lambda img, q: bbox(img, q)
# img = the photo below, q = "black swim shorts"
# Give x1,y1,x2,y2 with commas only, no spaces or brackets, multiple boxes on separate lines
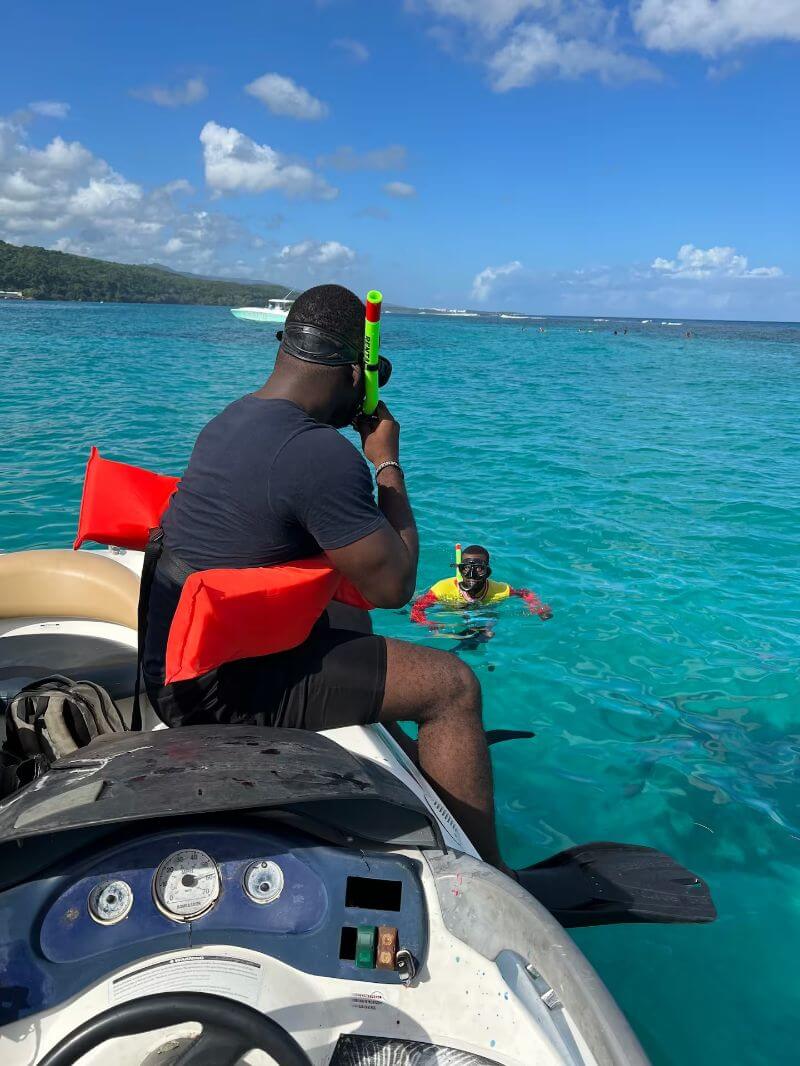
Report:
145,602,387,732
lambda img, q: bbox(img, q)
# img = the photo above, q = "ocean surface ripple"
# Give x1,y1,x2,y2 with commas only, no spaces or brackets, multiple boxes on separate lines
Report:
2,302,799,1065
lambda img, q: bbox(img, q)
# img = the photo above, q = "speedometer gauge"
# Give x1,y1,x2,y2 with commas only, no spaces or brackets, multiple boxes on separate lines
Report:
153,848,220,921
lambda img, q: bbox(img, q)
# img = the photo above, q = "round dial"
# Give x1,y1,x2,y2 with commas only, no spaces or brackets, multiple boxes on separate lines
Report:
88,879,133,925
243,859,284,904
153,849,220,921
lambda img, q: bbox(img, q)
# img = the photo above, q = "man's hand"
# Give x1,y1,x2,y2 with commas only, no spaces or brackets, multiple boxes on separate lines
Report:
512,588,553,620
354,401,400,468
328,400,417,610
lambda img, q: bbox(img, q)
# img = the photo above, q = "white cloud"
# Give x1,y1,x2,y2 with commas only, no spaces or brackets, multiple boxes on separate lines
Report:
157,178,195,197
318,144,407,171
68,175,143,218
130,77,208,107
706,58,744,80
632,0,800,56
200,121,337,200
0,114,262,273
244,73,329,120
471,259,522,300
274,239,358,281
413,1,546,35
279,239,356,266
652,243,782,279
412,0,663,88
28,100,70,118
462,245,792,319
489,24,661,89
383,180,416,198
331,37,370,61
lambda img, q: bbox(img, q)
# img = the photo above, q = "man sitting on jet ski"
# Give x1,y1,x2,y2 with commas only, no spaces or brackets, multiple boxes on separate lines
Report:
142,284,520,878
140,284,717,918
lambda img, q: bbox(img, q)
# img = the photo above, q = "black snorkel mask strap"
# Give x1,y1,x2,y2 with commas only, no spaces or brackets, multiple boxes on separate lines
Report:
275,322,361,366
276,322,393,387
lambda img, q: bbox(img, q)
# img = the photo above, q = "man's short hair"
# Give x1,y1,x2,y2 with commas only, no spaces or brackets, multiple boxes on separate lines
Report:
286,285,364,350
463,545,490,560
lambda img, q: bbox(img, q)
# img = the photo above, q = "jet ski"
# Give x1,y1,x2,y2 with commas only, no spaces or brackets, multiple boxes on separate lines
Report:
0,545,715,1065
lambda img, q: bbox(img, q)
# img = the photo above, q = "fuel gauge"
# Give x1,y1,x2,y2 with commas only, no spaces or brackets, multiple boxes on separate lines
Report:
88,880,133,925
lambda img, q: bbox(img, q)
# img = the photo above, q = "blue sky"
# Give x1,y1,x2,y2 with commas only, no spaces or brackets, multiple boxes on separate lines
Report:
2,0,799,318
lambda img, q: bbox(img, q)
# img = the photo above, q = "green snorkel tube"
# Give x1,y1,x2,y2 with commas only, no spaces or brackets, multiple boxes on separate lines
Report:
363,290,383,416
454,543,462,584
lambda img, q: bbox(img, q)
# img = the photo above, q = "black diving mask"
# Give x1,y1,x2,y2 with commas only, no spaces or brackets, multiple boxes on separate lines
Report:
276,322,392,387
456,561,491,580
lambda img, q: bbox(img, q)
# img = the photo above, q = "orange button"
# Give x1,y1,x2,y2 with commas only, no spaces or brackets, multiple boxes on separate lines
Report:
376,926,398,970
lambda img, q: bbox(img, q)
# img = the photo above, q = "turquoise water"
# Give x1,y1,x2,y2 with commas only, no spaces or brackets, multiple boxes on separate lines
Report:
2,301,800,1064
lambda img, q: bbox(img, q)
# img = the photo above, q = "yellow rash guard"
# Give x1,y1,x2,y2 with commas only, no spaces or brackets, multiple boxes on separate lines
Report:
410,578,551,627
429,577,511,606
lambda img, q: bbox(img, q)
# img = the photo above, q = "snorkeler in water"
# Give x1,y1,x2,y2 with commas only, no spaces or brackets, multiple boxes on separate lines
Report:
411,544,552,633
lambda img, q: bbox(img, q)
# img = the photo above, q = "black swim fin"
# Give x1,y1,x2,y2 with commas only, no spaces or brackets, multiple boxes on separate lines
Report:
485,729,536,746
517,841,716,928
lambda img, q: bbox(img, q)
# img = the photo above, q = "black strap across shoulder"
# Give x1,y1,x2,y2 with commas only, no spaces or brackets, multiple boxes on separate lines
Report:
132,528,164,731
132,529,198,730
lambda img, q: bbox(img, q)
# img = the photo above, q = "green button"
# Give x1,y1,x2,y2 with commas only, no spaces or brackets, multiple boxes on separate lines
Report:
355,925,377,968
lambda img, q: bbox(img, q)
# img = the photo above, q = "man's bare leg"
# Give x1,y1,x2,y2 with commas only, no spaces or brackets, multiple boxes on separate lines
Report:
383,721,419,765
378,637,506,870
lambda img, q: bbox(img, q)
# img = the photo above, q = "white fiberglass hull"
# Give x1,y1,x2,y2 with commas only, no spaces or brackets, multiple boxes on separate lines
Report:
231,306,289,324
0,546,650,1066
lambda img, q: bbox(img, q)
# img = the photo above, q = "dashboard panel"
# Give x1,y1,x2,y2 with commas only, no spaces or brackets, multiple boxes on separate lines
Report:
0,823,427,1026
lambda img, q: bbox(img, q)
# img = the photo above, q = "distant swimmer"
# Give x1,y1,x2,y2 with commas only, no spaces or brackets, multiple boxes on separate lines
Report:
411,544,552,632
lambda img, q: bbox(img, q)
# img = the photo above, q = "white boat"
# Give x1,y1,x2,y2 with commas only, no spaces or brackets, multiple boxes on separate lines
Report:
500,314,528,320
0,544,715,1065
231,293,296,324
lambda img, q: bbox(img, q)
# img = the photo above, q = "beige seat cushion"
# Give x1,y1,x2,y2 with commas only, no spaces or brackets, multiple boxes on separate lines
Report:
0,550,139,630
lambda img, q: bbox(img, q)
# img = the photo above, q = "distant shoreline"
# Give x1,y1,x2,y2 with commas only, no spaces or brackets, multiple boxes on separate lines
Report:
0,238,288,307
2,243,798,325
3,299,798,328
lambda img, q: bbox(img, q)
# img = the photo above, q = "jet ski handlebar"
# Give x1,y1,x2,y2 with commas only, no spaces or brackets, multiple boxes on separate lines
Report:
37,992,312,1066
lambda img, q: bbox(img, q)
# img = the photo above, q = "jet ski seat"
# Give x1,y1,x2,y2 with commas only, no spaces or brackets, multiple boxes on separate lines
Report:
0,549,139,630
0,633,139,705
0,550,155,728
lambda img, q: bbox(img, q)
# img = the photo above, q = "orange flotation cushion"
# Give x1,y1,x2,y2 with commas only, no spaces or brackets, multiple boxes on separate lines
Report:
164,559,342,683
73,448,372,680
74,447,179,551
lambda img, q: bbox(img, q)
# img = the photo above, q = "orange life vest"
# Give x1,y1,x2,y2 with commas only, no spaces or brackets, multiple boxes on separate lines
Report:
74,448,372,683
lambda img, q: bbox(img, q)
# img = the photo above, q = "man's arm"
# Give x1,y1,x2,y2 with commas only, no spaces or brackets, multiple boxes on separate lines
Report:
510,587,553,620
410,589,439,628
325,403,419,609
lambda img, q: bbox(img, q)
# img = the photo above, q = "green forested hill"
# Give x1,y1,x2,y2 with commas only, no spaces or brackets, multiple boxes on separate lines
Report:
0,240,289,305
